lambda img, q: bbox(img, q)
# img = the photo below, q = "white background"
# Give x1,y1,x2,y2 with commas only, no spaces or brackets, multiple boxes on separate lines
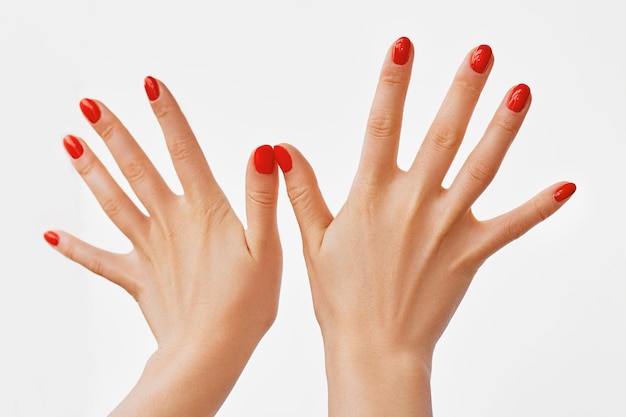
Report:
1,0,624,415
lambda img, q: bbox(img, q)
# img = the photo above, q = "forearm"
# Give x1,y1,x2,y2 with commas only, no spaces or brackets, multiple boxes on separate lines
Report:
324,338,434,417
109,337,257,417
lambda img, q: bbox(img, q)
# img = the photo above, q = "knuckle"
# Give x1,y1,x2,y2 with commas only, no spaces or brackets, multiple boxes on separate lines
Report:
452,75,481,97
428,123,458,152
367,110,398,140
465,157,496,184
194,196,231,226
167,136,193,162
287,185,311,211
124,160,147,184
493,115,520,135
379,70,407,89
86,255,104,277
287,185,322,227
246,189,276,208
532,198,551,222
98,122,117,144
76,156,97,177
210,203,233,225
152,100,177,120
101,197,124,220
503,219,525,242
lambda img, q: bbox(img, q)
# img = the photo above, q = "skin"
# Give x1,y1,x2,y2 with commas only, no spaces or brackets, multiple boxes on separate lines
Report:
47,80,282,416
45,37,574,416
276,38,574,416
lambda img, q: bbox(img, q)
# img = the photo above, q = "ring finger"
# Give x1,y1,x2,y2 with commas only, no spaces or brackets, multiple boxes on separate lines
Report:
79,98,173,215
446,83,531,211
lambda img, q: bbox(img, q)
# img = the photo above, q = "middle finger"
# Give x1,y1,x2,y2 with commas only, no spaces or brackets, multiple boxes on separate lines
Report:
409,44,493,189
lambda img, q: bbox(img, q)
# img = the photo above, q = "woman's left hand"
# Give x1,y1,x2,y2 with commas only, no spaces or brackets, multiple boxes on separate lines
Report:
45,77,282,416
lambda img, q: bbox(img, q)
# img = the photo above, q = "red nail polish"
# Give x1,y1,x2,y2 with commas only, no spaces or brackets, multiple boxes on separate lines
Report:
44,231,59,246
254,145,275,174
470,44,492,73
392,37,411,65
63,135,84,159
274,145,292,173
80,98,101,123
554,182,576,202
144,76,160,101
507,84,530,113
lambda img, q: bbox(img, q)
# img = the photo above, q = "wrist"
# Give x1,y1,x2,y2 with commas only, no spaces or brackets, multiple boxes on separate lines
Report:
323,336,434,417
109,331,261,417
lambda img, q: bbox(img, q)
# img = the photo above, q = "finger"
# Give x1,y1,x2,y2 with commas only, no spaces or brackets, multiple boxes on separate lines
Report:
79,97,173,214
410,44,494,188
357,36,414,184
62,135,149,242
274,144,333,251
43,229,139,298
244,145,280,253
144,76,222,201
478,181,577,256
446,83,532,211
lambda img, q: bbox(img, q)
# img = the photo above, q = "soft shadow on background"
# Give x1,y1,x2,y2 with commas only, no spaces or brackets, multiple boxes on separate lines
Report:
1,0,623,415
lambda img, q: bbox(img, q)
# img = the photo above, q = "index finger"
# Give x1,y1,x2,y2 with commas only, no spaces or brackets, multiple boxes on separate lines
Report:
356,36,414,186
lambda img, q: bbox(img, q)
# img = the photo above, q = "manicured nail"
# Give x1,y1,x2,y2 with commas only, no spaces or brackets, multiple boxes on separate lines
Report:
144,76,160,101
63,135,84,159
254,145,275,174
80,98,101,123
274,145,292,173
507,84,530,113
392,37,411,65
44,231,59,246
470,44,492,73
554,182,576,202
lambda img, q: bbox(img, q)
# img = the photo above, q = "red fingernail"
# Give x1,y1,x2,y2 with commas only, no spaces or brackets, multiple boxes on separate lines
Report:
274,145,292,173
80,98,101,123
470,44,492,73
392,37,411,65
254,145,275,174
507,84,530,113
144,76,160,101
554,182,576,202
44,231,59,246
63,135,84,159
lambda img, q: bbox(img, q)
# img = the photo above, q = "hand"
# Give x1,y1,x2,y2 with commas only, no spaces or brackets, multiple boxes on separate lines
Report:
44,77,282,416
276,37,576,416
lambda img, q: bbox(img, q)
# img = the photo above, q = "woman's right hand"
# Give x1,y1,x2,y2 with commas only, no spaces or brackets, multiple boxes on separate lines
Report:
275,37,575,416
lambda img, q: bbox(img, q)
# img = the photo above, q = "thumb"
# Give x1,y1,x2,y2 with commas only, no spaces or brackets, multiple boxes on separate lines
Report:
244,145,280,252
274,144,333,250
